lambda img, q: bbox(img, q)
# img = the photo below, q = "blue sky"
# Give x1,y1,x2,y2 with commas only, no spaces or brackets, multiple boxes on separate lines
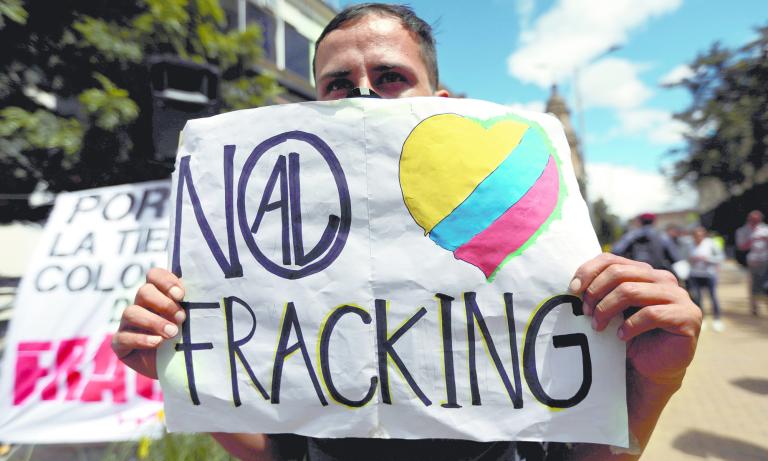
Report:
339,0,768,219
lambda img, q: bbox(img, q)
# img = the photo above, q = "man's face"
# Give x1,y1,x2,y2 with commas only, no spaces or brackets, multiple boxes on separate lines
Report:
314,14,448,101
748,211,764,227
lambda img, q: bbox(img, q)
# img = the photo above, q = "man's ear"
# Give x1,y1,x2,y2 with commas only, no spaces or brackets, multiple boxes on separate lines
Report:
433,88,450,97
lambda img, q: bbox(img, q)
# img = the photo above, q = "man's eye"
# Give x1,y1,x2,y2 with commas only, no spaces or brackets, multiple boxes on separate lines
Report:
326,79,353,93
376,72,406,85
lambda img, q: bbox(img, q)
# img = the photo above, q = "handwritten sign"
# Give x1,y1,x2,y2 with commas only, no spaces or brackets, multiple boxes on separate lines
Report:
159,98,628,446
0,181,166,443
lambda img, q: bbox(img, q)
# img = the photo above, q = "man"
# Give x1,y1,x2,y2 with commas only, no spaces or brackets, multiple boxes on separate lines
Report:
736,210,768,315
112,4,701,460
612,213,682,274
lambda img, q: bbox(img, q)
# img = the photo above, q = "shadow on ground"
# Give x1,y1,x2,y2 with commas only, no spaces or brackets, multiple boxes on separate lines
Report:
720,310,768,338
731,377,768,395
672,429,768,461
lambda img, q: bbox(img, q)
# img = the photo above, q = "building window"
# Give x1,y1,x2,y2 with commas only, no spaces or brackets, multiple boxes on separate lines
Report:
285,22,310,79
246,3,276,62
220,0,239,31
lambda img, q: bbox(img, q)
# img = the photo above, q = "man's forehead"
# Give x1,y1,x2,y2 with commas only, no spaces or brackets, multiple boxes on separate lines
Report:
315,15,425,74
331,13,406,37
317,15,420,58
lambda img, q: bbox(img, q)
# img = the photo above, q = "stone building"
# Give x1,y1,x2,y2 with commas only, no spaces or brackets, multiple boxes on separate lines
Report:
545,84,586,196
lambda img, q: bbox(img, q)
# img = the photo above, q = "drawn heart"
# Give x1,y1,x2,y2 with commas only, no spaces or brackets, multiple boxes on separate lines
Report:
399,114,565,280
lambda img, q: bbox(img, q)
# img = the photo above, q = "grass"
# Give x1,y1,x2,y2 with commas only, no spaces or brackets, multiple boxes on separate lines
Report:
101,433,235,461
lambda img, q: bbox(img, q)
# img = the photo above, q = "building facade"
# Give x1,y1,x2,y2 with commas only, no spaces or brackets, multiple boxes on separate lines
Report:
545,84,587,197
222,0,336,103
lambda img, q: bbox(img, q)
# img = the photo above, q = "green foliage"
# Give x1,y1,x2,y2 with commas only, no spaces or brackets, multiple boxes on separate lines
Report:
79,74,140,130
0,0,279,220
72,16,144,63
0,107,83,155
670,24,768,189
102,433,234,461
223,74,282,110
0,0,26,28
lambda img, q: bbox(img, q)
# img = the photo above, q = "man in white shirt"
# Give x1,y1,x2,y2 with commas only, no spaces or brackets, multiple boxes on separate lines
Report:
736,210,768,315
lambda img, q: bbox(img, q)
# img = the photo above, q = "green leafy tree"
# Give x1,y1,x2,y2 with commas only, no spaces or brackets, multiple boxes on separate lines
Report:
670,25,768,190
0,0,279,221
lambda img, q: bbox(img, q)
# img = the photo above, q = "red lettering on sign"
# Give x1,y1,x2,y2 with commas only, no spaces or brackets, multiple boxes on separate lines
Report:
136,372,163,402
14,341,52,405
41,337,87,401
80,335,126,403
12,334,163,405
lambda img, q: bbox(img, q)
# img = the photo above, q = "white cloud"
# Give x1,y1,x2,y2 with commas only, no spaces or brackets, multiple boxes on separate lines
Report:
506,100,545,113
579,58,652,109
616,108,688,144
515,0,535,30
617,108,668,133
574,58,689,145
586,163,697,220
659,64,693,86
648,119,688,144
507,0,682,87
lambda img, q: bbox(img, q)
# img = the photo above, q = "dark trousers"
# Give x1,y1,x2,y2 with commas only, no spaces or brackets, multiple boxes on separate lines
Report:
688,275,722,319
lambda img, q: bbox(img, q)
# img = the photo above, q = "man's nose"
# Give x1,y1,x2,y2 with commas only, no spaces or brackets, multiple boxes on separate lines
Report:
354,74,375,90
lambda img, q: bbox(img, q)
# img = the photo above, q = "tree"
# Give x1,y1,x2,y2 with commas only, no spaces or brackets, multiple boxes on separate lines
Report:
590,198,622,248
0,0,279,221
670,25,768,190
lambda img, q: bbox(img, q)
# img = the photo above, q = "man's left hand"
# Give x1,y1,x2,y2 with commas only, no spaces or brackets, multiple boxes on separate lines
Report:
570,253,701,385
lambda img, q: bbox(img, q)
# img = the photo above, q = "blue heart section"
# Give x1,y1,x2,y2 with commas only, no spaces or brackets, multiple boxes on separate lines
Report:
429,126,552,251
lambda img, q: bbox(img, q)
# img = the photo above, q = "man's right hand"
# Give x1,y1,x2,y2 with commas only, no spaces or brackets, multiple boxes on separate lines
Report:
111,268,186,379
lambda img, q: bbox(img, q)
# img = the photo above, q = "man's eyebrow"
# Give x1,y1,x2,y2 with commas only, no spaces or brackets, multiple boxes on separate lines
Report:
372,64,404,72
318,70,350,81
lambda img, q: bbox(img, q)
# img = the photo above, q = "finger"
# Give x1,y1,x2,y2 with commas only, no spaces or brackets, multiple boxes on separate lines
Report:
122,304,180,339
584,265,677,314
146,267,185,302
569,253,649,296
592,282,688,331
618,303,701,341
111,330,163,358
135,283,186,324
111,336,159,379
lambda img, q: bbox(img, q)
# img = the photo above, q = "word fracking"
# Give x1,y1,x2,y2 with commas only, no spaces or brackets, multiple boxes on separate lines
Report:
173,292,592,411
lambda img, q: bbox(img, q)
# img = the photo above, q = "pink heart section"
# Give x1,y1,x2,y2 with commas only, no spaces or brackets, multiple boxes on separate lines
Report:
454,154,560,278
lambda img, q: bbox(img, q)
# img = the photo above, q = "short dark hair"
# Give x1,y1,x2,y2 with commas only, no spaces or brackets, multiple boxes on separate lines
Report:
313,3,439,89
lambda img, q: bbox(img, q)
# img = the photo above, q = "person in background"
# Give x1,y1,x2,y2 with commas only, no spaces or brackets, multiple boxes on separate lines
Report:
687,226,725,331
613,213,682,275
736,210,768,316
666,224,693,262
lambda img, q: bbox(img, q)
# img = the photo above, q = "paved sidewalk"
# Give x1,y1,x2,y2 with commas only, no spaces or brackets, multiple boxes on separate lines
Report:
643,261,768,460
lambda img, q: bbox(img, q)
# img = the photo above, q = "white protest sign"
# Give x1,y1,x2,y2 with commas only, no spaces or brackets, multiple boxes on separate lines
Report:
159,98,628,446
0,181,167,443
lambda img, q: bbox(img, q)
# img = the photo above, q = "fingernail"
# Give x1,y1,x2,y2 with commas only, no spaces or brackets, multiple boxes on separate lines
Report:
174,310,186,324
568,278,581,293
591,316,599,331
169,286,184,301
582,303,592,316
148,335,163,346
164,324,178,338
617,327,625,340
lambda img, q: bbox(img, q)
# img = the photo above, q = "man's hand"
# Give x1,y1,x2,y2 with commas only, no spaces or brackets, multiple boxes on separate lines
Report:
570,253,700,385
565,253,701,460
111,268,186,379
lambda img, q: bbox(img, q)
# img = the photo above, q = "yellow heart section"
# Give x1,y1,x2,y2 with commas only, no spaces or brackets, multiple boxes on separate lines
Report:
400,114,529,233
